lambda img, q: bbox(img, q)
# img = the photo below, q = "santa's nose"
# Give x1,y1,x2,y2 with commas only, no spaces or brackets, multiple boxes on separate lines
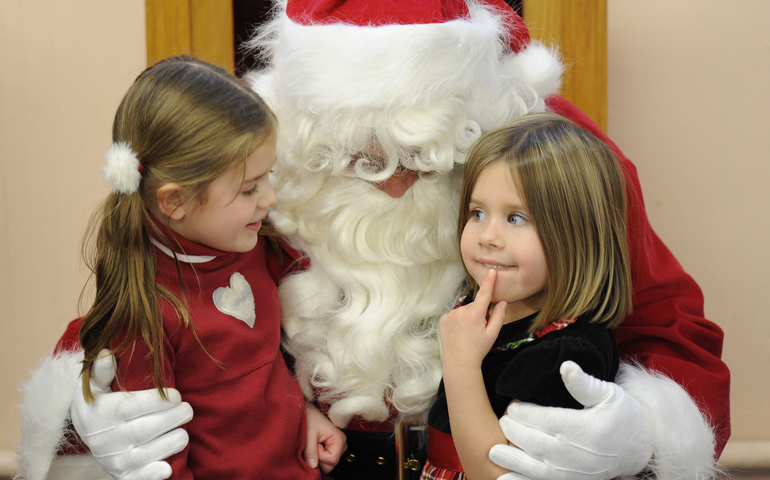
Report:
374,167,418,198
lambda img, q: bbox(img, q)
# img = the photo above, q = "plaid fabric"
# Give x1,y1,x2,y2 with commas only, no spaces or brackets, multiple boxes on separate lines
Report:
490,317,577,353
420,459,466,480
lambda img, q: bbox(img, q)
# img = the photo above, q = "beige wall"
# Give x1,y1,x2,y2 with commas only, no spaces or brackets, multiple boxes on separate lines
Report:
607,0,770,468
0,0,767,475
0,1,146,474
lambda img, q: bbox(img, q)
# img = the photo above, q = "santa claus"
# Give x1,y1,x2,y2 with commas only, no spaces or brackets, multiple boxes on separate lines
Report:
17,1,729,479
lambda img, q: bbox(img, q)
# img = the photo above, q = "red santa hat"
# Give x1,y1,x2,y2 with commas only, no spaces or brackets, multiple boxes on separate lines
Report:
256,0,563,118
285,0,531,52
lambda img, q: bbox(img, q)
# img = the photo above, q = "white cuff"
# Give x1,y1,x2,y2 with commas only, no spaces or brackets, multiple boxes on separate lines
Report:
16,351,87,480
616,362,722,480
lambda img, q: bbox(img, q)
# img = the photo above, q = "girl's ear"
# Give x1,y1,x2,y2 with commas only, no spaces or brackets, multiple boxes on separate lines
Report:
155,184,187,221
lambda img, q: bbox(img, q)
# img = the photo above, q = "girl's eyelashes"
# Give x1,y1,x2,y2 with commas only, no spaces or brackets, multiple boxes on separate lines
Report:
471,209,486,221
469,209,527,225
508,213,528,225
242,170,273,197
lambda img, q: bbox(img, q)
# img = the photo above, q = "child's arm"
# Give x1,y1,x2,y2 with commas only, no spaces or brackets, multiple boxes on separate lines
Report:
304,401,347,473
440,269,510,480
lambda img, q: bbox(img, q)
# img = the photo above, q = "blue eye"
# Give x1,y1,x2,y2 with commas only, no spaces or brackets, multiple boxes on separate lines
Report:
243,185,258,196
471,209,486,221
508,213,527,225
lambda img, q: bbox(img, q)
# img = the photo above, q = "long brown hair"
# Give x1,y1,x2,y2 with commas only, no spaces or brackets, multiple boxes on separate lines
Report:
79,56,276,401
459,113,632,332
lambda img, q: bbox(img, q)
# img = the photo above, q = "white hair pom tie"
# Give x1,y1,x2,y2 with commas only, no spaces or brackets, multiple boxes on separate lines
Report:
102,142,143,194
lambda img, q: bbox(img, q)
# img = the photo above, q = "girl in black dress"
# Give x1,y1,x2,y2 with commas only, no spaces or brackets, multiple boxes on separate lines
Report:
421,113,633,480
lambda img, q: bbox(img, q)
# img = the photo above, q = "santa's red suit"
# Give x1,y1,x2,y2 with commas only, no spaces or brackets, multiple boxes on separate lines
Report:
17,1,729,479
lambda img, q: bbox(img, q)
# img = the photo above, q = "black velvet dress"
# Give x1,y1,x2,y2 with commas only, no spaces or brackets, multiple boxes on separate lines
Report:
424,293,619,479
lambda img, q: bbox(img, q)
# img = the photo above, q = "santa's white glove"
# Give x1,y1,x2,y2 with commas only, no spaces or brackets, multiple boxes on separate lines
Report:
71,349,194,480
489,361,653,480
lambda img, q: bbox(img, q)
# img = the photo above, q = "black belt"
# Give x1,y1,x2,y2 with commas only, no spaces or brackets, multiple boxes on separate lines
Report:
328,420,427,480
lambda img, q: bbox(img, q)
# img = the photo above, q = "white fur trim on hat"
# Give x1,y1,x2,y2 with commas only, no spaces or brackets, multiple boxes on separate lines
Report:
258,2,562,113
616,362,723,480
509,40,564,103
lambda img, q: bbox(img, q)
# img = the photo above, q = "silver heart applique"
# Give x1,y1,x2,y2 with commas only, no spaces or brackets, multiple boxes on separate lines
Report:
212,272,256,328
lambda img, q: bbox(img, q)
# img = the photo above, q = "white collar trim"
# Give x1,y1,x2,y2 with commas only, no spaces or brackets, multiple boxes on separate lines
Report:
150,237,216,264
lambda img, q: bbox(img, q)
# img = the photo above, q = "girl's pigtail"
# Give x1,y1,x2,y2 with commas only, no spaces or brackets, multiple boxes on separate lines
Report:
80,145,166,402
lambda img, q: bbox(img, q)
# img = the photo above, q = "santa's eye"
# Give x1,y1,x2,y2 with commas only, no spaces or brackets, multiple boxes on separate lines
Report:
350,153,388,173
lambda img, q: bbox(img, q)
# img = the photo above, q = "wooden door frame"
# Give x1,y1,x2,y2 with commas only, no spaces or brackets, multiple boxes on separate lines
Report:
522,0,607,131
144,0,607,130
145,0,234,73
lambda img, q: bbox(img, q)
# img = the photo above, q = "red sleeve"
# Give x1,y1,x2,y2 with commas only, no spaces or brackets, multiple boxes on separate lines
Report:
54,318,83,354
50,318,89,455
51,318,196,471
546,95,730,455
264,237,310,285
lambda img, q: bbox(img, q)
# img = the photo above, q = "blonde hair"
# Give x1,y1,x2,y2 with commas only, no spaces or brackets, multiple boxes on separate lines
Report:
459,113,632,332
79,56,276,401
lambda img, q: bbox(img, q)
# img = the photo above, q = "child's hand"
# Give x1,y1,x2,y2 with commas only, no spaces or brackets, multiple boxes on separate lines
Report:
440,268,507,369
304,402,347,473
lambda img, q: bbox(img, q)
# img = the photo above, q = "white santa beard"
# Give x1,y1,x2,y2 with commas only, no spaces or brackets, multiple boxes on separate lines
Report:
273,172,465,427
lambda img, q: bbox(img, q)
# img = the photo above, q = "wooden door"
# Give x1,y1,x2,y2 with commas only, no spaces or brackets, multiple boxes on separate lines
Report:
522,0,608,131
145,0,235,73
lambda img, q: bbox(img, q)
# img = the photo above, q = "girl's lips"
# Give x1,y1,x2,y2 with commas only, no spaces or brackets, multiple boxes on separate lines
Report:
479,259,512,269
246,220,262,231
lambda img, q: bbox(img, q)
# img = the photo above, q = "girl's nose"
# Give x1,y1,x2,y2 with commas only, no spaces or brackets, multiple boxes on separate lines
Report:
479,222,502,248
259,183,279,209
